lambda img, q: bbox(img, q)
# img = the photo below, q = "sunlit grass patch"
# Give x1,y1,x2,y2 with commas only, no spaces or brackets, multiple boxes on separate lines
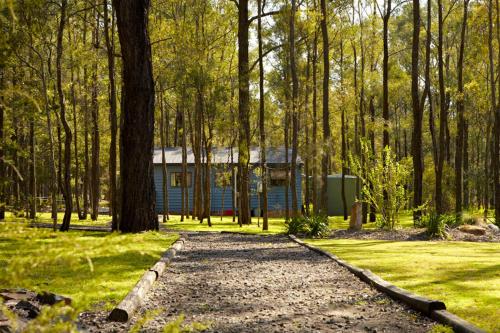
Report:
306,238,500,332
5,211,111,226
0,222,178,311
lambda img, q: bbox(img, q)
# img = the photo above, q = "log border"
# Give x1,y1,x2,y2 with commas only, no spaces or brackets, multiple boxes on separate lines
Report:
288,235,486,333
108,235,187,322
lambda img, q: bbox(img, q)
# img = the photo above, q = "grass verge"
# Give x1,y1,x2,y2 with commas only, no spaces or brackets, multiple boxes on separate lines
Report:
305,238,500,332
0,221,178,311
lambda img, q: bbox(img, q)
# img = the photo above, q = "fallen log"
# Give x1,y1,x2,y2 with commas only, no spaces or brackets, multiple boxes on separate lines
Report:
108,236,186,322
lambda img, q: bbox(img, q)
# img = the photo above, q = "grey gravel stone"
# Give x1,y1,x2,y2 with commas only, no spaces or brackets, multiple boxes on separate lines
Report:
80,233,435,332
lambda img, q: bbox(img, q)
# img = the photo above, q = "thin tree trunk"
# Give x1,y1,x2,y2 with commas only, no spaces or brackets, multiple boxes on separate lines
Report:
340,40,348,221
320,0,330,215
312,20,318,215
104,0,119,230
489,0,500,223
0,68,4,220
237,0,251,225
411,0,423,222
455,0,469,221
436,0,447,214
114,0,158,232
382,0,392,150
160,89,169,222
90,10,100,221
290,0,299,216
57,0,73,232
257,0,269,229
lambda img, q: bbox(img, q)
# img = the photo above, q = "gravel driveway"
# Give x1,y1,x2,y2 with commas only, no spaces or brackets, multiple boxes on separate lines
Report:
81,233,435,332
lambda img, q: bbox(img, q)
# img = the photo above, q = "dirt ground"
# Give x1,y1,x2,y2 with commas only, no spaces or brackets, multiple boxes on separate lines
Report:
80,233,435,332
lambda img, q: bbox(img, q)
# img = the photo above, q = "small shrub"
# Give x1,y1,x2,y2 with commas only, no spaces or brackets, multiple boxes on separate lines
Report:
285,215,330,238
285,217,308,235
306,215,330,238
422,212,452,239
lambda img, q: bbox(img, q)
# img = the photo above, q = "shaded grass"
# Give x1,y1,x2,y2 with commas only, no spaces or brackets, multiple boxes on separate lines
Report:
305,238,500,332
5,211,111,226
0,221,178,311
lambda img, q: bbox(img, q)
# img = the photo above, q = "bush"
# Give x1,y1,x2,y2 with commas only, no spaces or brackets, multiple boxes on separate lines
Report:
285,215,330,238
306,215,330,238
285,217,308,235
350,140,412,230
422,212,453,238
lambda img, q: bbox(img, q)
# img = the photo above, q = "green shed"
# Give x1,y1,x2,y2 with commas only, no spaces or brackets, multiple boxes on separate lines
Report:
326,174,359,216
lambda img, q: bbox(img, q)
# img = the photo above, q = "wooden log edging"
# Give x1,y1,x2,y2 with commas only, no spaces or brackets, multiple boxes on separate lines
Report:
108,235,187,322
287,235,486,333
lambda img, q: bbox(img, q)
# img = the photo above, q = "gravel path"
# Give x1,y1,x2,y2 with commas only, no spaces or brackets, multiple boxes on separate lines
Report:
81,233,435,332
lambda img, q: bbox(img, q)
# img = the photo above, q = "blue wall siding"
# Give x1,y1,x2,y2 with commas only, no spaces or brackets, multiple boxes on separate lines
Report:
154,165,302,214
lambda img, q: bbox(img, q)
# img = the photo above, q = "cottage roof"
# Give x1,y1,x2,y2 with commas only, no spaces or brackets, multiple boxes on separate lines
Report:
153,147,303,165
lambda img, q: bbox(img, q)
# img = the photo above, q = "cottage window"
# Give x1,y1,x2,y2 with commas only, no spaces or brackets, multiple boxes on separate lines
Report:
215,171,232,188
269,169,290,187
170,172,192,188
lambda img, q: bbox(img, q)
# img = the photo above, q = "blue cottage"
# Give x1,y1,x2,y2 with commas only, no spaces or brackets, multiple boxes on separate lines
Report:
153,147,303,215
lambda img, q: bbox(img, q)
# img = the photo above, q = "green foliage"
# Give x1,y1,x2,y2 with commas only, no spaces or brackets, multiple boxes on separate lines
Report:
422,212,451,239
285,217,308,235
307,239,500,332
285,215,330,238
428,325,455,333
350,140,413,230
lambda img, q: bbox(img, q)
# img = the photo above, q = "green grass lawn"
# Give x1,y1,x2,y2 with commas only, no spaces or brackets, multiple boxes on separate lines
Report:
5,211,112,226
0,222,178,311
162,215,287,234
162,211,416,234
305,238,500,332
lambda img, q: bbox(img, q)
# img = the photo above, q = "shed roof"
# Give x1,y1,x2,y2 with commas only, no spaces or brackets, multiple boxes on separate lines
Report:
153,147,302,165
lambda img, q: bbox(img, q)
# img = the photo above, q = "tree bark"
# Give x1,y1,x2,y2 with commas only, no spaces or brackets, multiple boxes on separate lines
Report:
290,0,299,216
90,10,100,221
455,0,469,221
257,0,269,229
411,0,423,222
114,0,158,232
159,89,169,222
237,0,251,225
435,0,447,214
104,0,119,230
320,0,330,215
57,0,73,232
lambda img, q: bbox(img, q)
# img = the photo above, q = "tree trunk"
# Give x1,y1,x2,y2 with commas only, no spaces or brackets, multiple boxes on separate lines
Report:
411,0,423,222
257,0,269,230
488,0,500,224
159,89,169,222
435,0,447,214
382,0,392,150
340,41,348,221
320,0,330,215
70,63,82,220
455,0,469,221
114,0,158,232
311,19,319,216
237,0,251,225
104,0,119,230
90,12,100,221
0,68,5,220
57,0,73,232
290,0,299,216
29,114,36,219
